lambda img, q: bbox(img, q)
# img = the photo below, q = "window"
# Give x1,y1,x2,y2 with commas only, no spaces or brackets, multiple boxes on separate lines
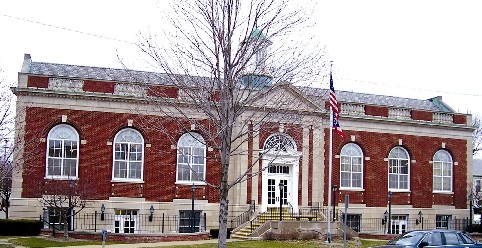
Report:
444,232,465,245
388,147,409,191
114,209,138,233
422,232,443,246
389,215,408,234
268,164,289,174
43,207,72,231
177,132,206,183
113,129,144,181
436,215,451,229
433,150,453,192
179,210,202,233
340,143,363,189
342,214,361,232
263,133,297,154
46,124,79,178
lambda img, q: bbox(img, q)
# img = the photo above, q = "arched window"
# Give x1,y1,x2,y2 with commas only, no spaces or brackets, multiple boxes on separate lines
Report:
177,132,206,183
46,124,79,178
340,143,363,189
113,128,144,181
263,133,297,154
433,150,453,192
388,147,410,190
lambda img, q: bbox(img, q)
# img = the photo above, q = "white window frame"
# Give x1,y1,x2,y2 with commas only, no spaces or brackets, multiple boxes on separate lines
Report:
176,132,206,184
112,128,144,182
340,143,363,190
433,150,453,193
388,147,410,191
45,124,79,179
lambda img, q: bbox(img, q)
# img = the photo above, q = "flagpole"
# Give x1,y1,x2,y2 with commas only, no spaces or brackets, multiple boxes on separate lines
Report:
327,61,333,246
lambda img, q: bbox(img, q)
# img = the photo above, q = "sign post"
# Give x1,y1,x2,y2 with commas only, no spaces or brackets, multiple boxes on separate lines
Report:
101,229,107,248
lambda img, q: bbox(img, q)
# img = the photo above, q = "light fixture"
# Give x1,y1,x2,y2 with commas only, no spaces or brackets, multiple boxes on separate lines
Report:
100,204,105,221
149,205,154,222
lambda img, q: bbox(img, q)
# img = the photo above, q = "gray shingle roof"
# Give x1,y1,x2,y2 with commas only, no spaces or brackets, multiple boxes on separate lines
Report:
30,62,169,84
27,61,447,112
302,87,441,112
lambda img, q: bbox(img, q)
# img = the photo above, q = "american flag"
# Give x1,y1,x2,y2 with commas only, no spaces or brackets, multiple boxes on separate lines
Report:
329,73,339,117
329,73,346,140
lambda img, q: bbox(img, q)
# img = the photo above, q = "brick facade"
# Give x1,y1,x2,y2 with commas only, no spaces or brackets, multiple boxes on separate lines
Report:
324,129,468,209
22,107,220,203
411,110,433,121
365,105,389,117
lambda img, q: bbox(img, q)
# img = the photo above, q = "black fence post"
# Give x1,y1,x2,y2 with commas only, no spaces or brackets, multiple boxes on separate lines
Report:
72,210,75,231
94,211,97,233
162,213,165,233
204,212,207,232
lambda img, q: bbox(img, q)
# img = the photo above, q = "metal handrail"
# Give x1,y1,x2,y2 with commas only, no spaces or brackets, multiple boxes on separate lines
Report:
230,200,256,229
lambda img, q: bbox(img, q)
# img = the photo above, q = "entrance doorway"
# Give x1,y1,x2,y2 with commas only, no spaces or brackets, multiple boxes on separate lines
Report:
267,164,290,208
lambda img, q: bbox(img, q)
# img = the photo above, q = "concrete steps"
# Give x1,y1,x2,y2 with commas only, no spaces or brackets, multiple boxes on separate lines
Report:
231,209,315,240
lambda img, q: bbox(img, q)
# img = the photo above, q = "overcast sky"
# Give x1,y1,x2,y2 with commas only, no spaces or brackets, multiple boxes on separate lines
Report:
1,0,481,119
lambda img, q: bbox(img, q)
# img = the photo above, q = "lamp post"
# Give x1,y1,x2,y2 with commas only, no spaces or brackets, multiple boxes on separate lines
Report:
191,184,196,233
388,191,392,234
332,185,338,221
279,182,283,221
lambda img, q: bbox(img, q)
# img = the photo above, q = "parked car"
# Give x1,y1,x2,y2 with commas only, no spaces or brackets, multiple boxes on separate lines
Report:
375,229,480,248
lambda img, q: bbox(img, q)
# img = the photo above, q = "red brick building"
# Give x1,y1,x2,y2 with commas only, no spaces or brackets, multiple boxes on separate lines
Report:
10,54,473,235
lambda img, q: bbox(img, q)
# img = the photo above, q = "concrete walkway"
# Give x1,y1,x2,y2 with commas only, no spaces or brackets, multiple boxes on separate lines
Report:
61,239,237,248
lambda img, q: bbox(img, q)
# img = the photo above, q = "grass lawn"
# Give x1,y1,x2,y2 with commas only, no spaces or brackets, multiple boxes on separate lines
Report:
6,236,103,248
148,239,387,248
0,236,388,248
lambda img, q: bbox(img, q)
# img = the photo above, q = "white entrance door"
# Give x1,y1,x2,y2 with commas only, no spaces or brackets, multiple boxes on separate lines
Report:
266,164,290,208
267,177,289,208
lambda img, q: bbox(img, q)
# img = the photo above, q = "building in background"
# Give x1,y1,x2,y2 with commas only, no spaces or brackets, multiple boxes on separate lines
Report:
9,54,473,236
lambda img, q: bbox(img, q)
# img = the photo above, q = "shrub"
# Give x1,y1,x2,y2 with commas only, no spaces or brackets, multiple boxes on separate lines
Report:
0,219,43,236
209,228,233,238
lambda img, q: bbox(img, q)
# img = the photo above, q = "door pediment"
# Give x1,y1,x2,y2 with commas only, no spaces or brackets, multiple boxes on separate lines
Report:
251,83,321,113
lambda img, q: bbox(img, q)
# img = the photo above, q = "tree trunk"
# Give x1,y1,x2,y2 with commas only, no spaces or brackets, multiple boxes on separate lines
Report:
217,186,229,248
63,209,69,239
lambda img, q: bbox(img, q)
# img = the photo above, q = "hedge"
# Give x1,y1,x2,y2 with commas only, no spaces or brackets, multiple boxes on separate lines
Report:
0,219,43,236
209,228,233,238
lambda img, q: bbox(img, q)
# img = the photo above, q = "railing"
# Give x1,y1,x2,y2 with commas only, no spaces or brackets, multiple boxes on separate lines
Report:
389,108,411,120
42,212,207,234
230,201,257,229
433,113,454,124
341,103,365,116
349,217,470,234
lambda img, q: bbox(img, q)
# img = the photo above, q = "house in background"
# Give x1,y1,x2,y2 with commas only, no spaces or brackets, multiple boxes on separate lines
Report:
8,53,473,236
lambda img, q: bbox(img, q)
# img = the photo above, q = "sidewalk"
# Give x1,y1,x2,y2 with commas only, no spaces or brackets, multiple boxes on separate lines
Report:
61,239,236,248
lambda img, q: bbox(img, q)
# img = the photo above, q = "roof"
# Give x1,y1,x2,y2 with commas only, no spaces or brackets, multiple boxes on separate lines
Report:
301,87,443,112
29,61,170,84
23,58,452,113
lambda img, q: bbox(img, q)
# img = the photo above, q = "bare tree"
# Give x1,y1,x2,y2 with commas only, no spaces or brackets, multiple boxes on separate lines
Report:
136,0,325,246
473,115,482,156
0,68,14,219
39,179,87,239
